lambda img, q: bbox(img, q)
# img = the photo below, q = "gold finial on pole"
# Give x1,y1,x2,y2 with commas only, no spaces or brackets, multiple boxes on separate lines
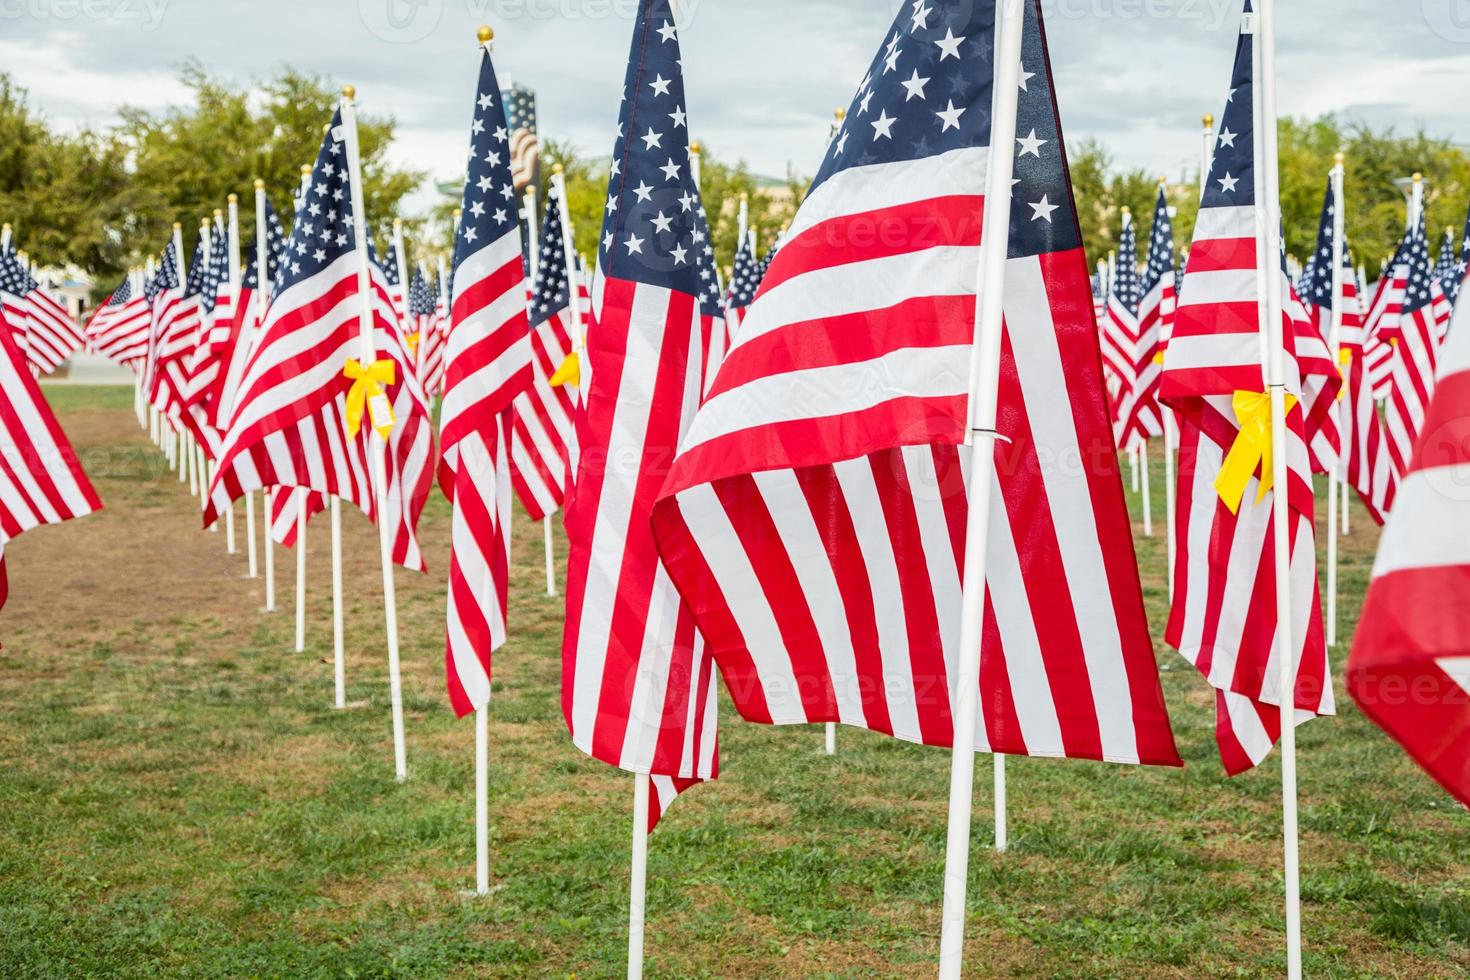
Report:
342,84,356,100
227,193,238,204
1203,113,1214,128
254,179,265,190
301,164,312,176
1413,172,1424,183
173,222,182,231
1334,152,1345,166
690,140,703,154
477,25,493,43
552,163,564,175
835,108,846,122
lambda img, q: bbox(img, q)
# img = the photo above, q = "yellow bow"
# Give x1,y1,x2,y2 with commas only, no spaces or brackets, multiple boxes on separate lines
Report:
344,358,397,439
1336,348,1351,400
1152,352,1166,367
1338,348,1353,366
1214,389,1297,514
550,352,581,389
405,332,421,356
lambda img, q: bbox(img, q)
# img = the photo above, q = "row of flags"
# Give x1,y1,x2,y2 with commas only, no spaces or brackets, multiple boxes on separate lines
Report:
3,4,1470,970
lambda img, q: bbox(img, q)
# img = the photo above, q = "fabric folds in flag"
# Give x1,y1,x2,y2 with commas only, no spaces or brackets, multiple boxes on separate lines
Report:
1161,2,1334,775
1349,276,1470,807
1383,214,1451,481
0,300,102,612
562,0,728,831
85,277,151,369
205,109,434,575
649,0,1179,768
441,43,533,719
509,180,579,522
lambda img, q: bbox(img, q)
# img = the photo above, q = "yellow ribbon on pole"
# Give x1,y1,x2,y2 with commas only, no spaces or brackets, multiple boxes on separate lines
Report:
1337,348,1351,400
550,352,581,388
405,332,421,356
344,358,397,439
1214,389,1297,514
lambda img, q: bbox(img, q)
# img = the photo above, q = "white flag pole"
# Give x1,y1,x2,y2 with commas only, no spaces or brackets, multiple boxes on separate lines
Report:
938,1,1025,975
627,771,651,980
1326,152,1345,648
173,222,191,487
475,706,490,894
551,165,586,380
0,222,9,250
244,486,259,578
1201,113,1215,198
331,495,347,707
264,488,277,612
341,85,409,782
1160,178,1179,596
295,494,308,652
1253,3,1303,975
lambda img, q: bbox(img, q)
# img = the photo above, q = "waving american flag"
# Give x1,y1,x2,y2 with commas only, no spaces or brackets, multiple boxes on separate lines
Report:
1383,214,1451,481
206,107,434,572
1114,188,1174,450
650,0,1179,770
441,38,532,718
1300,180,1395,522
1161,2,1337,774
562,0,728,829
1103,214,1143,419
85,275,151,369
508,179,578,523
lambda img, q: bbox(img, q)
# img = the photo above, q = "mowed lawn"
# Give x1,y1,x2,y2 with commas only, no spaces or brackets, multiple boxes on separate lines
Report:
0,385,1467,978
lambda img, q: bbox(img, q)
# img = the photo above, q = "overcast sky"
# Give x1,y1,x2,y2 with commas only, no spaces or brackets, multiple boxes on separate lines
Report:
4,0,1469,212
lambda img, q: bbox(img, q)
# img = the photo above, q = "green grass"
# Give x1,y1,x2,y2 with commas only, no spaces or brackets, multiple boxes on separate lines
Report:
0,386,1466,977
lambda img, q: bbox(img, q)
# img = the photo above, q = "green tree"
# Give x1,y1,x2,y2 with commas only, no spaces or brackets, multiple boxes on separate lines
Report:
117,64,424,265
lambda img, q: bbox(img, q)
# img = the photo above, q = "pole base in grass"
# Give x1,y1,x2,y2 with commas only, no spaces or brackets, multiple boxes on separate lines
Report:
458,885,504,900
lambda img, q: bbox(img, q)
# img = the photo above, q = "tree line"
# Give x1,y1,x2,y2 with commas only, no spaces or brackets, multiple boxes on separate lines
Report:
3,64,1465,297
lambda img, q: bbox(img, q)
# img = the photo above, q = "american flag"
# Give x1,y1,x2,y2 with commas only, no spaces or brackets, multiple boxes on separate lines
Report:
1115,188,1175,451
85,276,151,368
205,107,434,574
1161,2,1336,775
503,81,540,193
147,237,206,432
1301,180,1395,521
180,224,233,443
1451,204,1470,307
1433,226,1457,287
214,198,287,434
1102,215,1142,419
1348,279,1470,807
649,0,1180,773
418,269,450,398
1362,235,1409,399
1382,214,1450,481
380,238,406,324
0,251,85,376
508,179,579,522
723,230,760,341
562,0,731,830
441,40,533,719
406,266,434,377
0,298,102,612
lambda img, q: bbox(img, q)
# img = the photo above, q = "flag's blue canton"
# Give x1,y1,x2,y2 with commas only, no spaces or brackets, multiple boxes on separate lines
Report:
200,227,229,315
1142,188,1175,296
452,47,520,277
1434,227,1456,283
1302,179,1353,310
280,109,360,293
756,242,777,284
727,235,759,307
1201,7,1255,212
155,240,182,293
0,249,29,296
381,241,401,286
503,82,538,136
182,238,207,300
597,1,717,304
531,183,571,328
815,0,1079,260
105,278,132,306
243,198,287,294
1402,214,1436,315
1111,219,1141,314
409,269,435,317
